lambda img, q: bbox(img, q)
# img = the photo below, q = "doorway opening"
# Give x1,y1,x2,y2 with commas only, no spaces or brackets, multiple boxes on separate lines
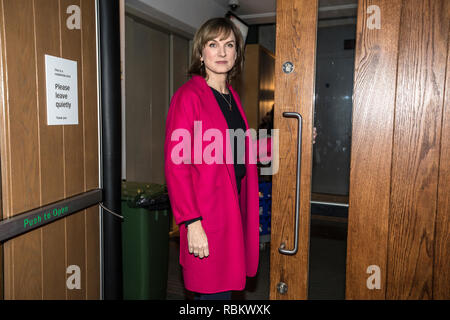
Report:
122,8,191,300
123,0,357,300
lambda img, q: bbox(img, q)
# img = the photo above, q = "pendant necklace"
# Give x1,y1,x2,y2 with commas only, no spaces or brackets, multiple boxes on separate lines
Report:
218,90,232,111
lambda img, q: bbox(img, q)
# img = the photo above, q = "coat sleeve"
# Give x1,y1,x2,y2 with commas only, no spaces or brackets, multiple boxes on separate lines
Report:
164,88,202,225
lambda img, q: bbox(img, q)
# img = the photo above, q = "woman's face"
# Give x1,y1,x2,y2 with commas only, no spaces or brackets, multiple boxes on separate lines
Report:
201,32,237,78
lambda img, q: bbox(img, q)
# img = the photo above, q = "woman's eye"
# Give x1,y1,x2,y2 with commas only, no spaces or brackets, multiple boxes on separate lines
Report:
209,43,216,47
227,43,234,48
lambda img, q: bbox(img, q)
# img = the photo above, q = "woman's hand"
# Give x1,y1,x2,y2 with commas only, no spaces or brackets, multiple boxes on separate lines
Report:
187,220,209,258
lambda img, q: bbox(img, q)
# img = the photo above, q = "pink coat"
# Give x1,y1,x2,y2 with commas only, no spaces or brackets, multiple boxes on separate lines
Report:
164,75,259,293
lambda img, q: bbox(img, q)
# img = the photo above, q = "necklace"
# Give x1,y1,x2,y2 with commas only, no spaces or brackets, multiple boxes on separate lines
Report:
218,90,232,111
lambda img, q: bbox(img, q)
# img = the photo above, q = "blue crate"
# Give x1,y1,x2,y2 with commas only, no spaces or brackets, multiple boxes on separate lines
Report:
258,181,272,235
259,215,271,235
259,199,271,217
258,182,272,200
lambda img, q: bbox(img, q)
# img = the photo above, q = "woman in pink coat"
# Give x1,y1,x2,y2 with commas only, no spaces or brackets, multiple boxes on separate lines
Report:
164,18,259,300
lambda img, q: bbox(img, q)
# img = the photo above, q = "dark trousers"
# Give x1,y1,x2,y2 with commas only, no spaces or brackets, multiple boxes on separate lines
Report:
194,291,232,300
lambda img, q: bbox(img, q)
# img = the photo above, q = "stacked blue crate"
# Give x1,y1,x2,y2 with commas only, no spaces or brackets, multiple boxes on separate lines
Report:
259,181,272,235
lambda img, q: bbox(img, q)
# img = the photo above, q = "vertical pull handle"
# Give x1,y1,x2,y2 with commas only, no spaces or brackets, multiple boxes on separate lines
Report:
278,112,302,255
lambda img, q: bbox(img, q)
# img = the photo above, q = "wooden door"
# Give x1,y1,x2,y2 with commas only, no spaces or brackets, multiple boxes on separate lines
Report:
346,0,449,299
0,0,100,300
269,0,318,300
270,0,449,300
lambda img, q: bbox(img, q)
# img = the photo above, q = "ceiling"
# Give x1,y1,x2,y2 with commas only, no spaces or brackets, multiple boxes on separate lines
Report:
213,0,358,24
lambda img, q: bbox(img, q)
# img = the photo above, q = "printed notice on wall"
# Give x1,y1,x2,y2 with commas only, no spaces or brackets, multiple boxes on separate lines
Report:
45,55,78,125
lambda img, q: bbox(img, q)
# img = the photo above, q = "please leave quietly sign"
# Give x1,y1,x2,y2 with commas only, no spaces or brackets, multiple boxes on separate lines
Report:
45,54,78,125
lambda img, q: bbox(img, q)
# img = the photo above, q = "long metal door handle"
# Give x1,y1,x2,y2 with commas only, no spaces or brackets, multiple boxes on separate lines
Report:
278,111,302,255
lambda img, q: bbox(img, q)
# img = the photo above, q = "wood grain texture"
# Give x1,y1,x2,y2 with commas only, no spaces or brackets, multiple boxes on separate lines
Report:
60,0,86,300
61,0,85,198
41,220,66,299
81,0,100,299
13,230,43,299
0,0,9,221
0,0,7,300
433,7,450,299
1,0,99,299
82,0,99,192
387,0,449,300
34,0,66,300
85,205,100,299
3,0,41,215
346,0,402,299
270,0,317,300
1,0,42,299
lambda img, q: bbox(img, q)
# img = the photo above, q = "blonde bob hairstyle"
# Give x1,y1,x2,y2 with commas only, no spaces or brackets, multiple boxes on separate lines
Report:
188,17,244,82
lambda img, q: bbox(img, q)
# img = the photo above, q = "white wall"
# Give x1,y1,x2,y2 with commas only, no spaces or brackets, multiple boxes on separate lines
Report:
126,0,228,37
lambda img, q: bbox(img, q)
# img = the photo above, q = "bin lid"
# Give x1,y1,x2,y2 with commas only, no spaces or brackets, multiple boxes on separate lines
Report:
121,181,167,201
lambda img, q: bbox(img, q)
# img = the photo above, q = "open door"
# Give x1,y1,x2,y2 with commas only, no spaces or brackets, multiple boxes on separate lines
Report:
269,0,318,300
346,0,449,299
270,0,449,300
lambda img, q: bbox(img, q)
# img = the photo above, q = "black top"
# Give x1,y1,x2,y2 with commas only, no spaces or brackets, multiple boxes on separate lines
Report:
210,86,247,193
184,87,247,227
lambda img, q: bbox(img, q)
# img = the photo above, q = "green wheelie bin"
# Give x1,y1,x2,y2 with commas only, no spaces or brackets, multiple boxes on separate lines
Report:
121,181,171,299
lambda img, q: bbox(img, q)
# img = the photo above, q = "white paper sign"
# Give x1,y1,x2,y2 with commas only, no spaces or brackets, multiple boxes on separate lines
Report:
45,55,78,125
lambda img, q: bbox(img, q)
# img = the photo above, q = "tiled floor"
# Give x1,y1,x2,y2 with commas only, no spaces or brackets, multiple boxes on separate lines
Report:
166,217,347,300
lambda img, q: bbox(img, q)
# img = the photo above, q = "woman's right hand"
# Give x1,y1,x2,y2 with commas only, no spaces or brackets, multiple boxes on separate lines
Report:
187,220,209,258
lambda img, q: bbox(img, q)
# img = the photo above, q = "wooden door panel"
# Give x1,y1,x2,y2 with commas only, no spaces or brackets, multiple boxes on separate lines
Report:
34,0,67,300
0,0,100,300
271,0,450,300
1,0,42,299
85,205,100,299
81,0,100,299
82,0,100,192
60,0,86,300
270,0,318,300
387,0,449,299
346,0,402,299
2,0,40,216
434,17,449,299
61,0,85,198
12,231,43,299
42,220,66,299
346,0,450,299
